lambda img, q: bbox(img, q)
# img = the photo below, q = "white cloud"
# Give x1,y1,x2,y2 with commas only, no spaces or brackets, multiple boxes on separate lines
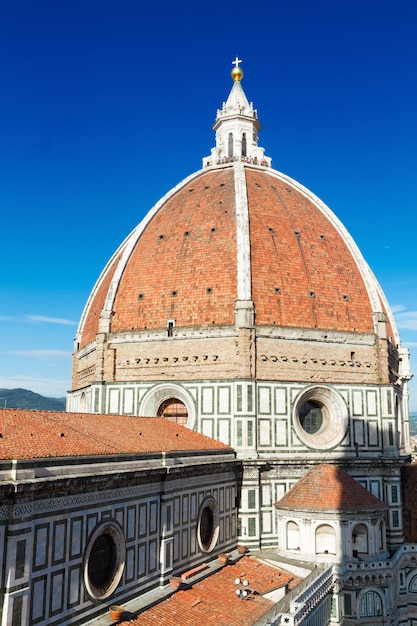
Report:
0,315,77,326
394,310,417,331
7,350,71,360
391,304,407,314
25,315,77,326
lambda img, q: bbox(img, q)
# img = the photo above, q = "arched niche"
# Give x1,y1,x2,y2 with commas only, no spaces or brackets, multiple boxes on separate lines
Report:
286,521,300,551
315,524,336,555
352,523,369,555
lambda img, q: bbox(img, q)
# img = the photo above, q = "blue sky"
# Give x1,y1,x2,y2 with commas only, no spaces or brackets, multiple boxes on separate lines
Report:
0,0,416,409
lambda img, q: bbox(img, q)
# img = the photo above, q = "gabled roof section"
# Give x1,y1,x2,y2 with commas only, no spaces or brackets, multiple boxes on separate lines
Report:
275,464,388,512
121,556,298,626
0,409,231,460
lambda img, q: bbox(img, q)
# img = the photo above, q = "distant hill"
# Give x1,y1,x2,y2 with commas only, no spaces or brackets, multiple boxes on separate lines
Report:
0,388,66,411
409,412,417,436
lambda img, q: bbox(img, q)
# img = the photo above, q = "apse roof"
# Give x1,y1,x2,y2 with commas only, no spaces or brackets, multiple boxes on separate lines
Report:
275,463,388,512
0,408,231,460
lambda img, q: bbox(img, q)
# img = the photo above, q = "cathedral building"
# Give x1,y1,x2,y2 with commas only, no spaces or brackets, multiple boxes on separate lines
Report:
0,409,240,625
69,59,411,544
4,60,415,625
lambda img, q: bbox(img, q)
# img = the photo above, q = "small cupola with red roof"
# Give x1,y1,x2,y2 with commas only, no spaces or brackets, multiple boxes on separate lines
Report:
275,464,389,565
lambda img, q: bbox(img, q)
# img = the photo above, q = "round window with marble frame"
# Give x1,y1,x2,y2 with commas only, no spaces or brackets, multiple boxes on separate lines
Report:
139,383,196,431
293,386,348,450
197,497,219,553
83,520,126,601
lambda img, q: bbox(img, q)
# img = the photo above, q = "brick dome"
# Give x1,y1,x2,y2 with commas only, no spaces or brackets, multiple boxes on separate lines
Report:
77,163,396,349
76,63,398,350
72,61,402,401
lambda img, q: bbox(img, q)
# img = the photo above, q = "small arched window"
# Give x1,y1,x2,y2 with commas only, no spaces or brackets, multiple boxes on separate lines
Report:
157,398,188,425
359,591,382,617
242,132,247,157
79,392,87,412
228,133,233,157
286,521,300,551
315,524,336,555
352,523,368,554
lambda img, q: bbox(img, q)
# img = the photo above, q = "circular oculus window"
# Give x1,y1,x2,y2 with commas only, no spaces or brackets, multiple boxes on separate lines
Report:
293,386,348,450
84,521,126,600
197,497,219,553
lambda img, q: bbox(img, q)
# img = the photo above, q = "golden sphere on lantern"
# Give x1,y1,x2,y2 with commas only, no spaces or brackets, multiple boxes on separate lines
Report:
231,66,243,82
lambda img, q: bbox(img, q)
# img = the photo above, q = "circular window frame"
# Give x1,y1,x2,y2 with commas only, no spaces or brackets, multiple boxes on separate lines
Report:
293,386,348,450
139,383,196,430
197,497,219,553
84,521,126,600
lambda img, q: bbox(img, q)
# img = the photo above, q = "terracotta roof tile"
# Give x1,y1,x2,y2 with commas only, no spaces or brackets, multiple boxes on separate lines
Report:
0,409,231,460
111,169,237,333
275,464,387,512
121,557,297,626
247,170,374,332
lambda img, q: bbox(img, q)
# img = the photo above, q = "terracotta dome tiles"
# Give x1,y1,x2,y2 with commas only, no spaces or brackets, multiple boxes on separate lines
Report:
246,169,374,332
80,164,378,340
111,169,237,331
79,252,122,348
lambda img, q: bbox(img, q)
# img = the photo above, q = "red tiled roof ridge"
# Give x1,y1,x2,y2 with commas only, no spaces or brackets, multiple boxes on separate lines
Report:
275,463,388,512
0,408,231,460
120,556,299,626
